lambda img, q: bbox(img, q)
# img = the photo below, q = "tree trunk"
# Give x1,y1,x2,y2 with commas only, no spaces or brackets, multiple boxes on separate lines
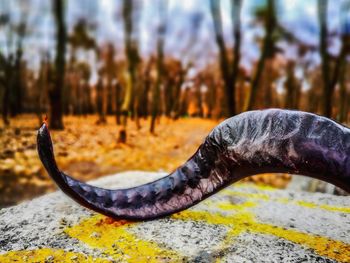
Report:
150,0,167,133
119,73,132,142
318,0,332,117
36,56,49,125
133,78,141,129
206,80,216,118
115,82,122,125
284,62,297,109
319,0,349,118
244,0,276,111
178,87,190,117
150,70,162,133
338,61,348,123
164,78,174,117
2,56,11,126
230,0,242,114
139,62,152,118
11,48,23,116
49,0,66,130
96,78,107,124
195,81,204,117
107,81,113,114
119,0,140,141
2,79,10,126
209,0,234,116
172,68,186,119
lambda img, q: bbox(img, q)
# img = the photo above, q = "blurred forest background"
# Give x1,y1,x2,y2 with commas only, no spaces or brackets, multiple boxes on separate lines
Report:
0,0,349,207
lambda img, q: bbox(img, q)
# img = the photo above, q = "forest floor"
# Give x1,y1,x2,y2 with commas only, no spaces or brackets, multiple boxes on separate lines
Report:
0,115,290,208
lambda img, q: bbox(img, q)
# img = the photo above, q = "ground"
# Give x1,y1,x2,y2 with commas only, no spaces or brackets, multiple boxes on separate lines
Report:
0,115,290,207
0,172,349,263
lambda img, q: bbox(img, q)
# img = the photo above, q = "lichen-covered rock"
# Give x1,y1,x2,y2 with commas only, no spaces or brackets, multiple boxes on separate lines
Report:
0,171,349,262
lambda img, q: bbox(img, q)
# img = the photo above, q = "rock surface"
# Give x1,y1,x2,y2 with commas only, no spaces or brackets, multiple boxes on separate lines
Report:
0,171,349,262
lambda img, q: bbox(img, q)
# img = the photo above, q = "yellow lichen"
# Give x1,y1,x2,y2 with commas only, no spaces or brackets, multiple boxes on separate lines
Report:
221,189,350,214
64,215,183,262
276,197,290,204
296,200,350,213
173,209,350,262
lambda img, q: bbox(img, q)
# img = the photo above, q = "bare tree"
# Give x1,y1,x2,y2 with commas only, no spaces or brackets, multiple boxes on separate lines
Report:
119,0,141,142
150,0,167,133
318,0,331,117
49,0,66,129
337,1,350,122
1,54,12,126
139,58,153,118
244,0,276,111
284,61,300,109
209,0,242,116
172,62,189,119
338,61,349,123
115,80,123,124
231,0,242,113
318,0,350,118
36,54,50,125
67,19,96,117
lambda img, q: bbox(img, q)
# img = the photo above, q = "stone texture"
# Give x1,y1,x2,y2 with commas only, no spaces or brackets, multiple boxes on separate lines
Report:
0,171,349,262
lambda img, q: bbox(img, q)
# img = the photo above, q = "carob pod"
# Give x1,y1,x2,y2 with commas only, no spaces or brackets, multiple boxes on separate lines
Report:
37,109,350,220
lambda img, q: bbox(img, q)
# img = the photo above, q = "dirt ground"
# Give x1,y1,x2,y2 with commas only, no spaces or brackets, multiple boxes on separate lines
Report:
0,115,290,208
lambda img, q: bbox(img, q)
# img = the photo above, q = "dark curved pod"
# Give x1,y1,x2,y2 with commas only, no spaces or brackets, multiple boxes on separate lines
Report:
37,109,350,220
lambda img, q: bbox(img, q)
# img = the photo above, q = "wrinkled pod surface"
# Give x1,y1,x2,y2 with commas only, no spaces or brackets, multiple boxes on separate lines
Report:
37,109,350,220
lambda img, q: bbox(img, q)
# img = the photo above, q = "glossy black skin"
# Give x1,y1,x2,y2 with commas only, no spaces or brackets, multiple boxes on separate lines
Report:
37,109,350,220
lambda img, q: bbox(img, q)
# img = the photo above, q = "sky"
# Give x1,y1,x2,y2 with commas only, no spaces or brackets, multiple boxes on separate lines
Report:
0,0,348,84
